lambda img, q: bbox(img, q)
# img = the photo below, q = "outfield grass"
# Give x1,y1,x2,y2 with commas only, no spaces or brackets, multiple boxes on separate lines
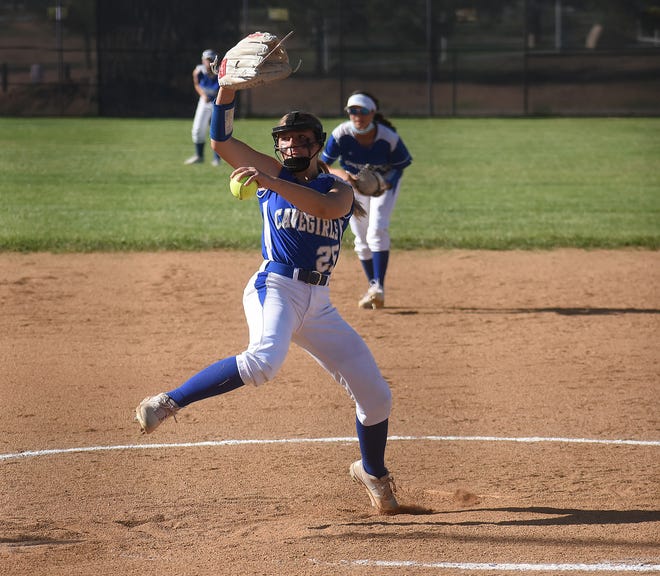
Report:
0,116,658,251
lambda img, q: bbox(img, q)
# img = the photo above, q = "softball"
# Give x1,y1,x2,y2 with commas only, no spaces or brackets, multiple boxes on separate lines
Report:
229,174,258,200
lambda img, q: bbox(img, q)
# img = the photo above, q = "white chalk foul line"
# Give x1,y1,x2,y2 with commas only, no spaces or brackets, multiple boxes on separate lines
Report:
318,559,660,572
1,434,658,463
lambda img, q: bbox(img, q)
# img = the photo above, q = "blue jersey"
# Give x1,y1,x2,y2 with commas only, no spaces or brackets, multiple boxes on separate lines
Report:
258,169,352,275
196,64,218,99
321,121,412,187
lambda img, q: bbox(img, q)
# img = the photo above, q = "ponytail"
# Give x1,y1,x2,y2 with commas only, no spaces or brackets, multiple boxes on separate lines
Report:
352,196,367,219
374,112,395,132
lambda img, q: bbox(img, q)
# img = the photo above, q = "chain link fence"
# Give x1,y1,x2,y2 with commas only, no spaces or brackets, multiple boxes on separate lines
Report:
1,0,658,117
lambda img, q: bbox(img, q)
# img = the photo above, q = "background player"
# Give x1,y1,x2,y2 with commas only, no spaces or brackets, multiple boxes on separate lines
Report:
184,49,221,166
321,91,412,309
136,84,399,514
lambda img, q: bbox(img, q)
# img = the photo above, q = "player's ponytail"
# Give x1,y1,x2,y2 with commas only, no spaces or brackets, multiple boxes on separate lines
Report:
374,112,396,132
352,196,367,219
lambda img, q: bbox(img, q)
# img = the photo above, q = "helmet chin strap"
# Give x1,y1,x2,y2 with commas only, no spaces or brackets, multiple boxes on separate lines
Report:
282,156,311,172
278,144,322,173
351,122,375,136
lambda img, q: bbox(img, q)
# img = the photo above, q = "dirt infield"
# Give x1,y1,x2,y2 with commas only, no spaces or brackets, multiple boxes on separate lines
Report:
1,249,659,575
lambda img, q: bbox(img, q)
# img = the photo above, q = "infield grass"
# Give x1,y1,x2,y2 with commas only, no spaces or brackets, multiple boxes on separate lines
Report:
1,116,658,251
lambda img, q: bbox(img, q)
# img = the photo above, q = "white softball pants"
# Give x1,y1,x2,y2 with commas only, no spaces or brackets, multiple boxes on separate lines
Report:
235,269,392,426
191,97,214,144
350,180,402,260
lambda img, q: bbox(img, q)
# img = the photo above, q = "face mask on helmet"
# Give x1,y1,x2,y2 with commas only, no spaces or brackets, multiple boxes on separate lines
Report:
272,112,326,172
280,155,312,172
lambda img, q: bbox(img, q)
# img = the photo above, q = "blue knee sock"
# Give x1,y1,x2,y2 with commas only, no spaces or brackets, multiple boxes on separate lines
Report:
372,251,389,287
356,417,388,478
167,356,244,407
195,142,204,158
360,258,374,283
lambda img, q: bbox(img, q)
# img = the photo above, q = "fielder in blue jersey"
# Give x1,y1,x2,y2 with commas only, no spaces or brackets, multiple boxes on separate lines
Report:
184,49,221,166
136,85,399,513
321,91,412,309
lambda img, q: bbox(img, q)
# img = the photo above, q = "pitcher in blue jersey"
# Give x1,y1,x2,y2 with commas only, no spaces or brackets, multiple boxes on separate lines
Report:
136,85,399,513
184,49,221,166
321,91,412,309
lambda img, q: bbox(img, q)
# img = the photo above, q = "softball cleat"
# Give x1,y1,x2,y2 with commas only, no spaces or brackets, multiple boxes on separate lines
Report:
184,155,203,165
135,393,180,434
350,459,399,513
358,280,385,310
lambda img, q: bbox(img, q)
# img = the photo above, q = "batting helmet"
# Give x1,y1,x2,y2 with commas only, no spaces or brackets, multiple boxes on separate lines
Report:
202,49,217,61
271,111,326,146
272,111,327,173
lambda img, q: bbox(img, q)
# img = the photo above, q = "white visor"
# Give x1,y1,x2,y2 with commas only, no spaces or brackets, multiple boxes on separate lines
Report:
346,94,377,112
